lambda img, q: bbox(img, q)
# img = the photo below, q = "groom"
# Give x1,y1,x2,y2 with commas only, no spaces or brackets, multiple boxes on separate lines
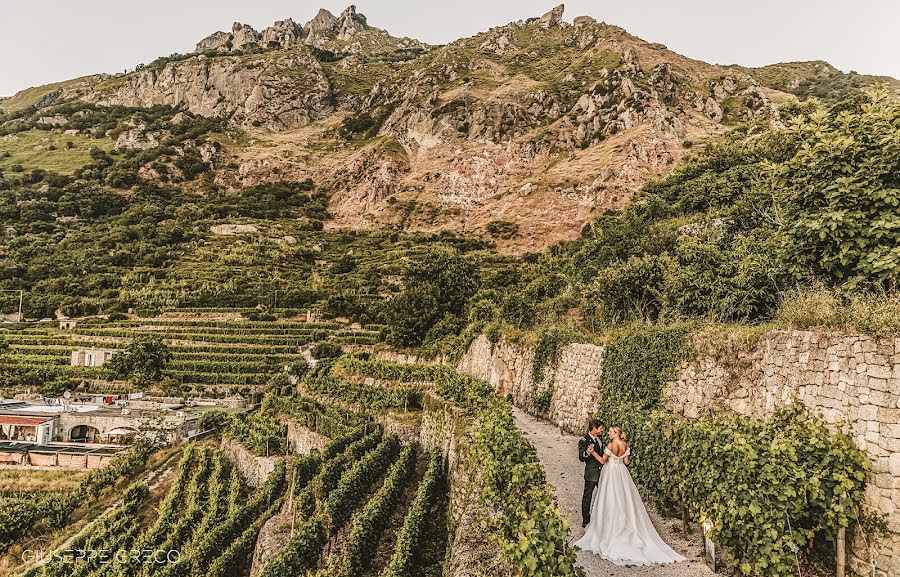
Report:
578,419,606,527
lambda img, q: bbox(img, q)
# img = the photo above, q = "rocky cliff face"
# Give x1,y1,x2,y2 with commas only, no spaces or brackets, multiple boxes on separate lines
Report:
84,49,334,131
14,4,815,252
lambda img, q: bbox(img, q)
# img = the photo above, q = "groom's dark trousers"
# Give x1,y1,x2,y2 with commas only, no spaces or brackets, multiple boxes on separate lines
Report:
578,433,604,525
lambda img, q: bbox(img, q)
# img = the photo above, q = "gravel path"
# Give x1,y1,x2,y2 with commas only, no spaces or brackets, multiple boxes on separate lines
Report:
512,407,715,577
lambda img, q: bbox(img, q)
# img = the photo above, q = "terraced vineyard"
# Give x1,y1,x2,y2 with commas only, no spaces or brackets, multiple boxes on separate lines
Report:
1,311,579,577
0,314,382,395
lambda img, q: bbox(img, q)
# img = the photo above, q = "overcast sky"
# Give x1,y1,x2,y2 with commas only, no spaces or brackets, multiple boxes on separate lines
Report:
2,0,898,97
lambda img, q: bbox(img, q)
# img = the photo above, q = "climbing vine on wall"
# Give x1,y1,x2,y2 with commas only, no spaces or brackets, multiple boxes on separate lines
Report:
598,323,691,414
528,326,572,415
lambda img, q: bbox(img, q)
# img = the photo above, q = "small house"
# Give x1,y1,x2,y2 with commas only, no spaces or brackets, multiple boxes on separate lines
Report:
71,348,119,368
59,319,78,330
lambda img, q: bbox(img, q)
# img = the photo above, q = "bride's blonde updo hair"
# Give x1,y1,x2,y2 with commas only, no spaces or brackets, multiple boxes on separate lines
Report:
610,426,626,441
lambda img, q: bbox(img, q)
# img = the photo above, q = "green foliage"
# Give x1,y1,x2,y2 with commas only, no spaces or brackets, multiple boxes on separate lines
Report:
385,245,479,347
776,284,900,338
105,336,173,386
606,403,869,576
531,326,570,383
224,396,287,456
198,410,230,432
485,219,519,240
258,516,326,577
340,359,582,577
598,324,691,413
305,370,423,411
528,326,572,415
330,443,417,577
310,341,342,359
774,91,899,290
743,61,899,104
322,435,401,534
380,451,443,577
0,439,156,553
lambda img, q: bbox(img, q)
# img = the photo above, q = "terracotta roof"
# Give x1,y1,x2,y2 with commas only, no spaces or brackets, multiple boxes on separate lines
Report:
0,415,53,426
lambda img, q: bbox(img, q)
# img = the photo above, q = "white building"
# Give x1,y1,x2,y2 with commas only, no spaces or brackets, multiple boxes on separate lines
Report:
71,348,119,367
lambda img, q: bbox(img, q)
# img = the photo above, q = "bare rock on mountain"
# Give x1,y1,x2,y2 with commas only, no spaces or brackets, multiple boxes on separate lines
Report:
36,114,68,127
231,22,260,51
337,5,368,40
696,95,724,122
114,126,161,150
261,18,303,49
573,15,596,27
211,223,258,235
329,146,408,214
195,30,232,53
539,4,565,28
304,8,339,45
86,51,334,131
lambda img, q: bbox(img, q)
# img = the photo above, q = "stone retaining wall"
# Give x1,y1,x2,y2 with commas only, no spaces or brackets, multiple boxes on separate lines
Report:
286,421,329,454
457,329,900,577
220,437,277,488
457,335,604,435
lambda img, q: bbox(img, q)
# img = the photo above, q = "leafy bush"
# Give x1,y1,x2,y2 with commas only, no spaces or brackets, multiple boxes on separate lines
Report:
105,336,173,386
775,91,899,290
485,219,519,239
310,341,342,359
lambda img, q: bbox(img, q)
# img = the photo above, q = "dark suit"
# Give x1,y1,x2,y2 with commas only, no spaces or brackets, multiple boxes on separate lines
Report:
578,433,604,525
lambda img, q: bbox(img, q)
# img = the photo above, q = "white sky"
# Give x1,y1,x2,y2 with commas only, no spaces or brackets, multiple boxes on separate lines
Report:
1,0,898,97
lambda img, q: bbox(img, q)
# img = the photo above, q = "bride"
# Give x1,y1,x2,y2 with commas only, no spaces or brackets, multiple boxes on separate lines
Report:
573,426,685,566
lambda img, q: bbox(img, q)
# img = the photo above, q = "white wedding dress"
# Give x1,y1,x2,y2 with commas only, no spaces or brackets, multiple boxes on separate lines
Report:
574,447,686,566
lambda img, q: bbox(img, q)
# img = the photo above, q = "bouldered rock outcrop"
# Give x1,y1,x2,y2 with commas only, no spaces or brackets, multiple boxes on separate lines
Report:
114,125,161,150
230,22,260,51
86,49,334,130
195,30,232,53
539,4,566,28
195,18,304,54
261,18,302,49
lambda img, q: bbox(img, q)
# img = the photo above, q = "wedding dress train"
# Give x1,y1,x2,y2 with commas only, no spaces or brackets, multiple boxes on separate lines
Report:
573,447,686,566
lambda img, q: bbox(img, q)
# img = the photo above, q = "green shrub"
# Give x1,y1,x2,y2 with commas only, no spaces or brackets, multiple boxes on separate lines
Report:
485,219,519,239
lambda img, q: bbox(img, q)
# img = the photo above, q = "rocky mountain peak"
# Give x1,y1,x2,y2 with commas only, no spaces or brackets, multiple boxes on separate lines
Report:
230,22,260,51
261,18,303,49
337,5,369,40
539,4,565,28
304,8,340,43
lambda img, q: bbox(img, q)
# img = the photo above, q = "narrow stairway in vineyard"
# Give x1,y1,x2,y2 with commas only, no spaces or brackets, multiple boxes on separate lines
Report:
511,407,715,577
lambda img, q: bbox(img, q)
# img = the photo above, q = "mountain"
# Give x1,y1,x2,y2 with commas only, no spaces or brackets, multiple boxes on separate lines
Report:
732,60,900,104
0,5,895,255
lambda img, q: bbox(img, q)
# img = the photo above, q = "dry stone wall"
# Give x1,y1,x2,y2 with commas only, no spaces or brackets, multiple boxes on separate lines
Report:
220,437,277,488
457,329,900,577
457,335,604,435
285,421,329,454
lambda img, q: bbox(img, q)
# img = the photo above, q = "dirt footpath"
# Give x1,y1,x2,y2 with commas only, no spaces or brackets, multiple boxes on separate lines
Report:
511,407,715,577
